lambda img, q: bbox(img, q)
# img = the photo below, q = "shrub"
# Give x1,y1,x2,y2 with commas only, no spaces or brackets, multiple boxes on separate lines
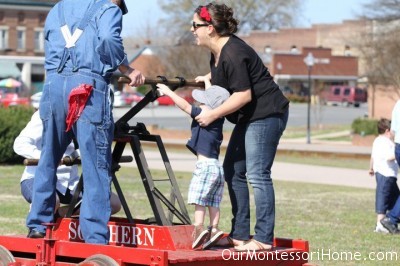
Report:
285,94,308,103
0,106,35,164
351,118,379,136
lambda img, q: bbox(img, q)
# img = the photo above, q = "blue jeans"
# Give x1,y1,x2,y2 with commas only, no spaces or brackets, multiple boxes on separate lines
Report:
388,196,400,224
26,69,114,244
395,143,400,168
21,178,77,204
375,173,399,214
223,110,288,245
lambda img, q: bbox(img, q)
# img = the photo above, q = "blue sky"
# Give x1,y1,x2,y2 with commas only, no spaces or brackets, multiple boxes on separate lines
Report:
122,0,370,36
301,0,370,26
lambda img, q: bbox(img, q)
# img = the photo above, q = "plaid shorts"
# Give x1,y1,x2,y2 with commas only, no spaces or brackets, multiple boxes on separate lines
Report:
188,159,224,208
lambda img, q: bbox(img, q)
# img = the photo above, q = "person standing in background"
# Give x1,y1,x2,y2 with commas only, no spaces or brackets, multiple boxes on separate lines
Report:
368,118,399,233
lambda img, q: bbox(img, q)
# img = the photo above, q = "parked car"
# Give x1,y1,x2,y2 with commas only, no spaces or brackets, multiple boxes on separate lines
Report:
0,91,30,108
323,86,367,107
113,91,159,108
156,95,175,106
157,90,194,106
125,92,145,106
112,90,128,107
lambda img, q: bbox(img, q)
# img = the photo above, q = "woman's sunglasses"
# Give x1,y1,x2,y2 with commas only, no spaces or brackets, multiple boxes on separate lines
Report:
192,21,209,29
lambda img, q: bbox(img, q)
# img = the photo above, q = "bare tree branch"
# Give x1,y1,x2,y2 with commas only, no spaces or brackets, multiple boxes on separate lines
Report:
158,0,301,37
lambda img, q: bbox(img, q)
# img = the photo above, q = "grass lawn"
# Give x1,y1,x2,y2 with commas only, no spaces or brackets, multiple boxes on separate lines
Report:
1,164,399,265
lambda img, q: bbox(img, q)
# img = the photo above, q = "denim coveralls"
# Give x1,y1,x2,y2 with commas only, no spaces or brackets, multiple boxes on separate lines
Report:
26,0,128,244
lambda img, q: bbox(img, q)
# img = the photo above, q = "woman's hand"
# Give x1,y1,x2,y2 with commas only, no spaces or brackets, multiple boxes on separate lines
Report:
195,74,212,89
195,109,218,127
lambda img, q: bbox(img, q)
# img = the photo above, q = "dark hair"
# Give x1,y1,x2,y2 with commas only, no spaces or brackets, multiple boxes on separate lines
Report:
377,118,391,134
195,3,238,36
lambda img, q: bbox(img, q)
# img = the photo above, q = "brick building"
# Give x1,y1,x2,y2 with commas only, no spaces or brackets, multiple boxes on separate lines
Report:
240,20,370,74
228,22,364,100
270,47,358,98
237,20,400,119
0,0,57,93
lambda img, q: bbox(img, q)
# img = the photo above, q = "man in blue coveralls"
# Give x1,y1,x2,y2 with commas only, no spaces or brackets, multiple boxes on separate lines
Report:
26,0,145,244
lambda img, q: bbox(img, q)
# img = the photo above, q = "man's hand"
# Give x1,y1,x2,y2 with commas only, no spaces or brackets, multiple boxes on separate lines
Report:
125,68,145,87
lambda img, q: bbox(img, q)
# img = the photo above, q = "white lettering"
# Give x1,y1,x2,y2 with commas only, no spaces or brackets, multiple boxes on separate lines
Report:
67,221,155,247
109,224,119,243
222,249,232,260
142,227,155,246
120,226,131,245
135,227,142,245
68,221,77,239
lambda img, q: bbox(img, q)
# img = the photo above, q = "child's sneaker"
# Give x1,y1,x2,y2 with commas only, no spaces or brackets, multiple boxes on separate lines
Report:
202,226,224,249
374,222,389,233
192,225,210,249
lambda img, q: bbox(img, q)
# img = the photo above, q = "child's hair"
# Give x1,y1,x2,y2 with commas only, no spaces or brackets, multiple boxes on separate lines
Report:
377,118,391,134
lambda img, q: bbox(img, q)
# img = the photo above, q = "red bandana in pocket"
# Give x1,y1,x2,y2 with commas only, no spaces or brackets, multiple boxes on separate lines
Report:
65,84,93,132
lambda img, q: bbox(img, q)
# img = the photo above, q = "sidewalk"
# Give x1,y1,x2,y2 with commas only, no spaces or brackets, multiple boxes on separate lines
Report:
120,136,376,190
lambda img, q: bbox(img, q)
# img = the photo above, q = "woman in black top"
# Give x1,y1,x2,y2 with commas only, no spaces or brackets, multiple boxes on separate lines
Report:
192,3,289,251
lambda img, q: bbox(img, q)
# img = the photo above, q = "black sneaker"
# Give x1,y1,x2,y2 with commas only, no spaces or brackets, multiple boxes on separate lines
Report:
380,217,400,234
27,229,45,238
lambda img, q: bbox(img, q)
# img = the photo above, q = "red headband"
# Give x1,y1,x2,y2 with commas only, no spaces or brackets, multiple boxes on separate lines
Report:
200,7,211,22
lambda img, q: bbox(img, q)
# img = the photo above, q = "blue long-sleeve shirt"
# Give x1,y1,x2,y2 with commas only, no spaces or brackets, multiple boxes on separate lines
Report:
44,0,129,77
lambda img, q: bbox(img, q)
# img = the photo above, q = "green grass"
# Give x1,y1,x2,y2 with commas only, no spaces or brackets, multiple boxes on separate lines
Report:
275,152,369,170
0,164,398,265
281,125,351,139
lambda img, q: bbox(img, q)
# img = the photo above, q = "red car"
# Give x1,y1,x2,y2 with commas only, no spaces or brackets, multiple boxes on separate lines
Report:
124,91,160,107
157,91,194,106
0,92,30,108
125,92,145,106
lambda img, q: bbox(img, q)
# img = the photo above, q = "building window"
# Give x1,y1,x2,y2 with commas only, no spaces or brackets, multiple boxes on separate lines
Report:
34,28,44,52
17,27,26,51
38,13,46,24
18,12,25,23
0,27,9,50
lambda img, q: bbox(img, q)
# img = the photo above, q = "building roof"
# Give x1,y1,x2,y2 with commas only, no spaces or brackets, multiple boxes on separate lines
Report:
0,0,57,7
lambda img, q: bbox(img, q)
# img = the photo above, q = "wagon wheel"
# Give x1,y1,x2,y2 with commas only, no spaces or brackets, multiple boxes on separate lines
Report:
78,254,119,266
0,245,16,264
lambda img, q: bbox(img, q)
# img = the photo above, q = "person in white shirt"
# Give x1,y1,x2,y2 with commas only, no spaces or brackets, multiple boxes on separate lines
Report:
369,118,399,233
14,111,121,217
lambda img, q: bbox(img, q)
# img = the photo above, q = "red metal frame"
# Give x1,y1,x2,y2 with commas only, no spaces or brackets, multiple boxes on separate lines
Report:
0,217,310,265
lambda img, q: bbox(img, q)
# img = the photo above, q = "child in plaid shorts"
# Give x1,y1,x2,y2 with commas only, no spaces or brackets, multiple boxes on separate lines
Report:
157,76,230,250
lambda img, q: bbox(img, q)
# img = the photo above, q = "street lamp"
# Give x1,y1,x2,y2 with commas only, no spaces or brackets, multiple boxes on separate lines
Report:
303,52,315,144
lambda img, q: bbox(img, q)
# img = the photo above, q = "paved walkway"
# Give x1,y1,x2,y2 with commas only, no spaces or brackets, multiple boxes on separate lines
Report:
120,136,377,190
